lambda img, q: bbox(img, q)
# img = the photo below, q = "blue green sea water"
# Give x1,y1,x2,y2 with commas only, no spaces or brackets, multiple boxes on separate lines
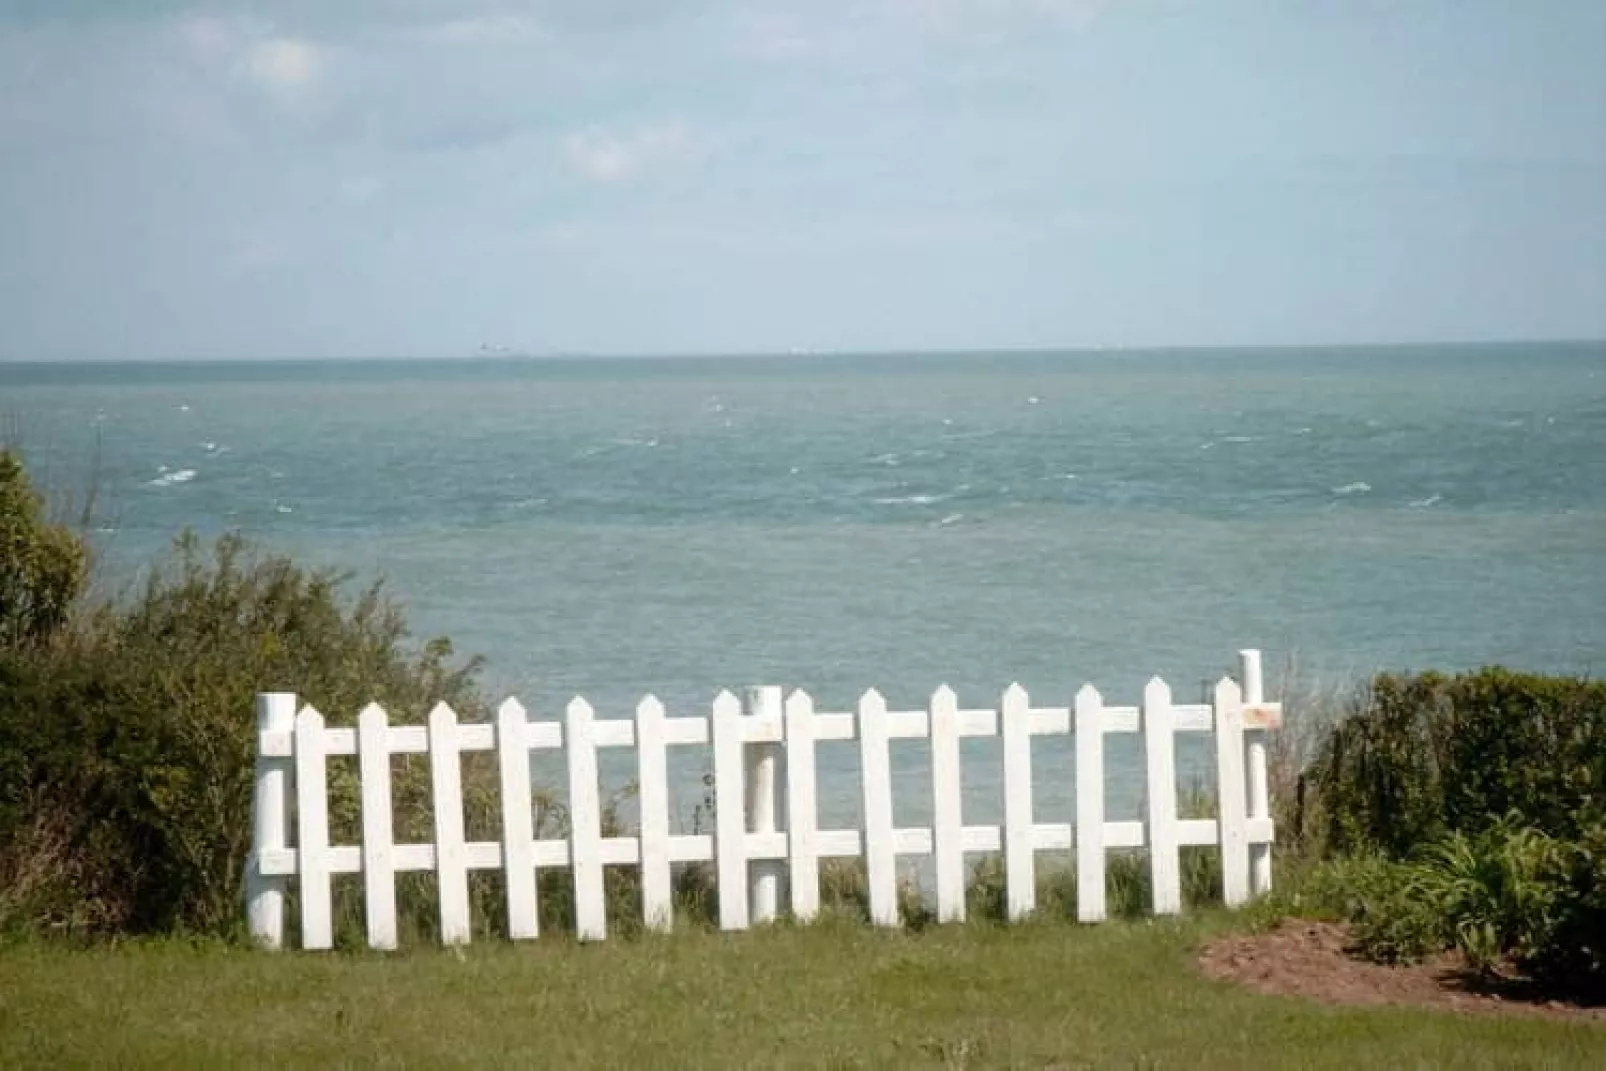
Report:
5,343,1604,834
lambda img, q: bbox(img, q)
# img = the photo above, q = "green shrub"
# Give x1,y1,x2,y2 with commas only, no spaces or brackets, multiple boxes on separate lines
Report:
1282,818,1606,996
1312,668,1606,856
0,531,492,939
0,450,88,648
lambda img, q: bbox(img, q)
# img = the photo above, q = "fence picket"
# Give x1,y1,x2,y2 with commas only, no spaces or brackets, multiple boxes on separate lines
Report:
294,704,334,950
1213,677,1250,907
1001,683,1035,921
1074,684,1107,922
635,695,673,932
496,698,539,939
783,689,821,921
247,692,296,950
744,686,785,923
357,702,398,950
712,691,749,931
1241,649,1273,895
1143,678,1182,915
428,702,472,945
566,697,606,941
858,689,898,927
930,685,965,923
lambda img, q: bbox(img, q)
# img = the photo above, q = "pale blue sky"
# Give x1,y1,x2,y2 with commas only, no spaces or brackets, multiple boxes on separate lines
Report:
1,0,1602,359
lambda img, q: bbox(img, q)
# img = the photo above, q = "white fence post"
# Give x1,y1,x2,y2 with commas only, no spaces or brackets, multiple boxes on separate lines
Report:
429,702,472,946
358,702,398,950
712,691,749,930
783,689,821,922
497,698,540,940
1213,677,1251,907
565,697,606,942
744,685,786,924
1143,678,1182,916
1241,649,1273,895
1074,684,1107,922
1001,683,1035,922
930,685,965,923
858,689,899,927
294,704,334,950
246,692,296,950
635,696,673,932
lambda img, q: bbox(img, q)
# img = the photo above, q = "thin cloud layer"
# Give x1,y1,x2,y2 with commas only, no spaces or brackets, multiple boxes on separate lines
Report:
0,0,1602,359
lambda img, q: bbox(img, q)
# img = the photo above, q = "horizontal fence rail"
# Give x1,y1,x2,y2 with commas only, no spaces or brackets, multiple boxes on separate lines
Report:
245,651,1282,950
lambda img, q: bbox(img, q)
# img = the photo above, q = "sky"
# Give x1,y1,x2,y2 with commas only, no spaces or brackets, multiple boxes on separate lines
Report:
0,0,1603,360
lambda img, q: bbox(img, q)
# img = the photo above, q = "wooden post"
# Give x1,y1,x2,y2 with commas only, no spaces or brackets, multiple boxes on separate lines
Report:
1241,649,1273,895
635,696,673,932
358,703,398,950
1001,683,1036,922
858,689,898,927
295,705,334,950
565,698,606,942
1074,685,1107,923
497,698,540,940
712,691,749,931
744,685,786,924
783,689,820,922
930,685,965,923
1143,678,1182,915
246,692,296,950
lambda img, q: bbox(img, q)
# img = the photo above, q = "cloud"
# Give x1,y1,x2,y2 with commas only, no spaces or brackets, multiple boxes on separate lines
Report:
893,0,1113,38
561,120,703,183
241,37,321,97
406,13,546,46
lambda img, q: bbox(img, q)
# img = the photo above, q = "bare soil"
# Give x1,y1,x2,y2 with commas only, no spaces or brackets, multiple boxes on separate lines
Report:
1199,920,1605,1023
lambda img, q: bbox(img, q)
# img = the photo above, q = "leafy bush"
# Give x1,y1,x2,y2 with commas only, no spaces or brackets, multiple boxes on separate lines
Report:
1281,818,1606,996
1312,668,1606,857
0,530,492,938
0,451,88,648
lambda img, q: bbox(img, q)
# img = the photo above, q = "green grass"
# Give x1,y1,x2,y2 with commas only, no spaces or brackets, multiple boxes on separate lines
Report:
2,914,1601,1069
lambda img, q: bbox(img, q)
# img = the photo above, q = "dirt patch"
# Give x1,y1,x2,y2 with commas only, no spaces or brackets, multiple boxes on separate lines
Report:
1198,921,1605,1022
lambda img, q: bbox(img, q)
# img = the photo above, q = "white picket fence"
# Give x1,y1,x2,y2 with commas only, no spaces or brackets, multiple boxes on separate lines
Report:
245,651,1281,950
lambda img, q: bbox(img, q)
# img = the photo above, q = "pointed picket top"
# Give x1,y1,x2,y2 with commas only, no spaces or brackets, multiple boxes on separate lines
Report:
566,696,595,719
1145,676,1172,701
497,696,527,721
1002,682,1029,707
1214,675,1243,705
357,701,388,727
1075,682,1102,707
428,700,460,727
858,687,886,708
784,688,814,716
712,689,742,716
636,694,666,719
296,704,325,729
932,683,959,706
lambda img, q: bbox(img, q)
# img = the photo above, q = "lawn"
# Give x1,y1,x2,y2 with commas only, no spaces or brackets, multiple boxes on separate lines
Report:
2,914,1601,1069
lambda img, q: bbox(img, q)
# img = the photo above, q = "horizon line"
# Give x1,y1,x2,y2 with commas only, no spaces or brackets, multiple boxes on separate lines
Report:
1,335,1603,366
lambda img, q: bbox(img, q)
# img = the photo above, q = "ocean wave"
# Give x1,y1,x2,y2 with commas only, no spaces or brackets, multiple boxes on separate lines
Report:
937,513,965,526
1409,494,1443,508
874,493,948,506
149,468,196,487
1332,481,1371,496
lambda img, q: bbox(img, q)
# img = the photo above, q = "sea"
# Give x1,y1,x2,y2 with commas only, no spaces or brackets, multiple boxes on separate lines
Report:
4,342,1604,842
